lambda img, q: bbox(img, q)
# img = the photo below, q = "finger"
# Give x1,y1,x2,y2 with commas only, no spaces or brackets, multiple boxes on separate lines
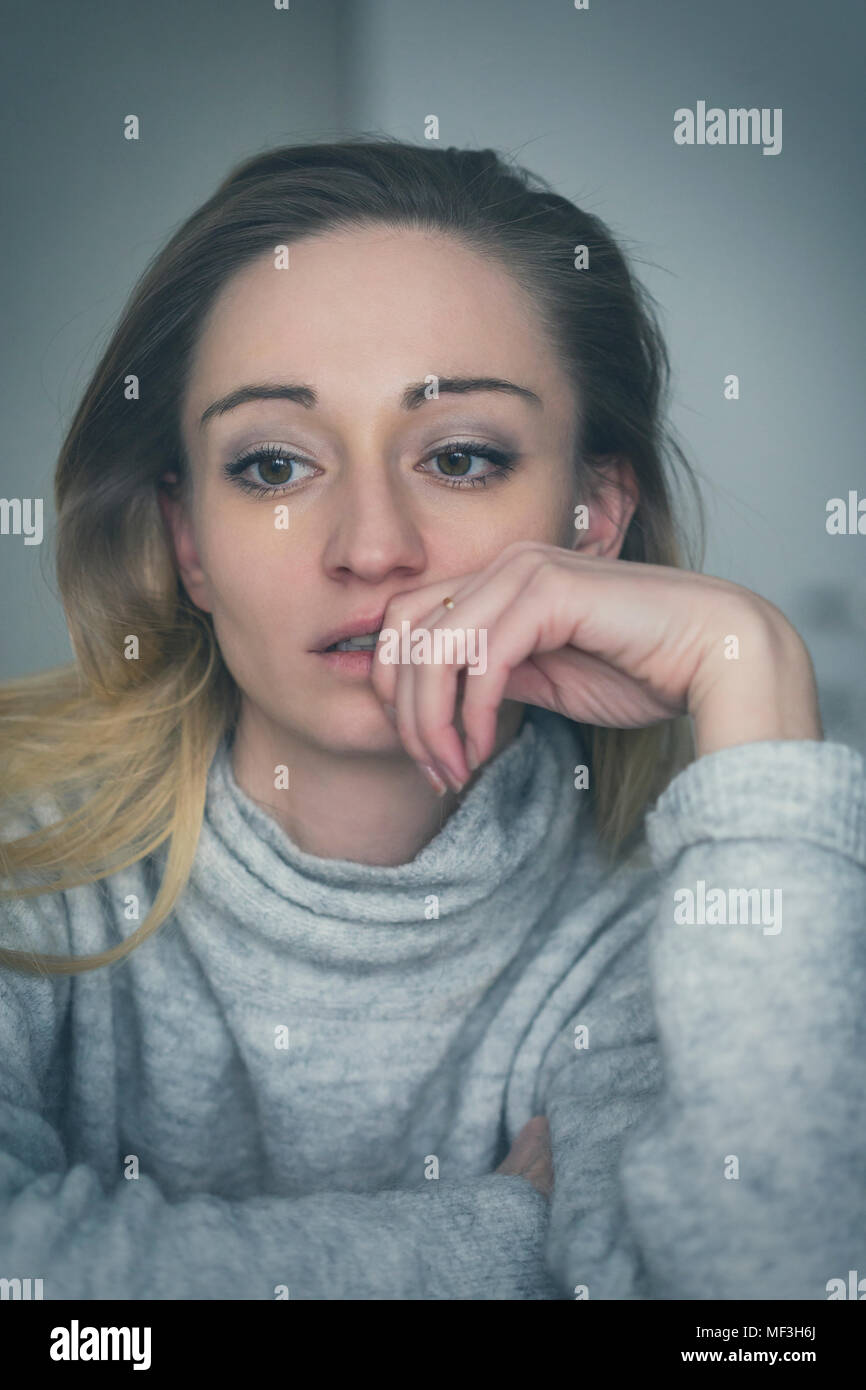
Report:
460,567,581,767
459,596,549,771
531,1163,554,1199
510,1115,549,1157
369,545,543,712
390,641,451,795
410,609,472,788
406,561,541,778
370,573,478,712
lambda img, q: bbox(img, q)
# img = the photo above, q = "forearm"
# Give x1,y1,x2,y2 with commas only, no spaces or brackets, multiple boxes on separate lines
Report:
0,1161,559,1300
622,738,866,1298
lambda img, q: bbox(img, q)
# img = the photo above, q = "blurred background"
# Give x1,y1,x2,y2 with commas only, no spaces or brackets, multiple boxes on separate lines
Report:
1,0,863,750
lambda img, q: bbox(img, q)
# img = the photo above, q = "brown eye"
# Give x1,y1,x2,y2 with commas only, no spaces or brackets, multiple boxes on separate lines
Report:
419,441,517,488
257,453,295,485
435,450,473,477
223,444,317,496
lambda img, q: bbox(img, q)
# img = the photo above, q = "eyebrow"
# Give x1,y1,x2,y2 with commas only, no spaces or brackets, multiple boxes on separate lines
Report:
198,376,543,430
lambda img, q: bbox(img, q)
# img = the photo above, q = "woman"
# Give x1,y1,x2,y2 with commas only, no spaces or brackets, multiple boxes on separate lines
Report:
0,138,862,1301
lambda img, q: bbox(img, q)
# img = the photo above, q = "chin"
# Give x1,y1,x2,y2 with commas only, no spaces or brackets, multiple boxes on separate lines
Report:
300,688,404,758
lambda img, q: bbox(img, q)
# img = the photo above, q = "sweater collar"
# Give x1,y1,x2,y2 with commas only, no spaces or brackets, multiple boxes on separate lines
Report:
192,707,590,979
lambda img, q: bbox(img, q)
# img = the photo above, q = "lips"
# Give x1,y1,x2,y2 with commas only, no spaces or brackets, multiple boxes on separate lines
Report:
314,611,387,653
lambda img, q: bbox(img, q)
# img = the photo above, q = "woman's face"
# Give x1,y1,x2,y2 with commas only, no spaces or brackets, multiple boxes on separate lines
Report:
171,225,581,757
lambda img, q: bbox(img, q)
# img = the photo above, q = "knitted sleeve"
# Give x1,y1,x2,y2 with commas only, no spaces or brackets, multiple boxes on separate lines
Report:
0,931,557,1299
538,738,866,1300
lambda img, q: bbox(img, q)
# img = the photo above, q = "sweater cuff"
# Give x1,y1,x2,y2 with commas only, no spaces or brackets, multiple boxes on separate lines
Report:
447,1175,561,1299
644,739,866,867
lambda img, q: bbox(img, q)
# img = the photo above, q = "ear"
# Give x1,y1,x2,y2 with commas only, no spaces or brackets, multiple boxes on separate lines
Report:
569,457,639,559
157,471,213,612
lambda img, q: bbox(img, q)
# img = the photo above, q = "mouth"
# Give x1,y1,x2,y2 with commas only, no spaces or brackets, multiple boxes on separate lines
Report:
322,630,381,653
314,610,387,654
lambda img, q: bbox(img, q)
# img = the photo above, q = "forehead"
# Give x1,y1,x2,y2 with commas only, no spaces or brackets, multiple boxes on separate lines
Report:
182,226,566,419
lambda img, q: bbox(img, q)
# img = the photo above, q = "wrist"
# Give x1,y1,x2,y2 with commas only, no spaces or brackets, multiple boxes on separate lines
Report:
687,602,823,758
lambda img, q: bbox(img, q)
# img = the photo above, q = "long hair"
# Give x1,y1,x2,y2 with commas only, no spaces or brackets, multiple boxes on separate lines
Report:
0,135,703,976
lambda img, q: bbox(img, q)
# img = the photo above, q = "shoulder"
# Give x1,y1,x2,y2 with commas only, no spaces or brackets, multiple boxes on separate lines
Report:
0,889,72,1087
0,782,151,970
1,785,73,959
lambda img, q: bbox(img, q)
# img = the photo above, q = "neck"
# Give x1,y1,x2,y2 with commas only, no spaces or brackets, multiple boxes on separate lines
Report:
228,699,527,866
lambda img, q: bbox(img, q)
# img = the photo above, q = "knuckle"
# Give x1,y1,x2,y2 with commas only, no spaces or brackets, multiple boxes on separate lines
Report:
381,598,408,631
501,537,539,559
526,554,557,588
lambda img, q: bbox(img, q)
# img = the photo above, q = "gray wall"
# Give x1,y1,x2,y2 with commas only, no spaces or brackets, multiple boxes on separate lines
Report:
2,0,863,749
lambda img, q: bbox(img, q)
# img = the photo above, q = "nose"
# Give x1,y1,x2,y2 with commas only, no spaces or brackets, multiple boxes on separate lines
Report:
320,458,427,584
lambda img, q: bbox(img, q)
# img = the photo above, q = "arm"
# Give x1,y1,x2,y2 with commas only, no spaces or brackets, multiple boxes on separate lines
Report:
0,963,559,1300
541,736,866,1300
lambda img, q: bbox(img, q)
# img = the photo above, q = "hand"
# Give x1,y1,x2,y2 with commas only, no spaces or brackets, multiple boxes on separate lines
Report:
495,1115,554,1198
370,539,822,790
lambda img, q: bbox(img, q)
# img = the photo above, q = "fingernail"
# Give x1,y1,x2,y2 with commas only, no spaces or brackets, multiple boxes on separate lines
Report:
443,766,467,794
420,763,449,796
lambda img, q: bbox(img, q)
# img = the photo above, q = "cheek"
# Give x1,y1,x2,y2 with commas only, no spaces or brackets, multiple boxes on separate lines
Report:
202,515,264,611
196,510,310,665
540,467,579,546
200,539,311,706
489,468,575,549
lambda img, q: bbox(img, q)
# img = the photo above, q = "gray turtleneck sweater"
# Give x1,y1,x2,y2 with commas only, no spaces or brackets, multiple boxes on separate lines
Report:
0,707,864,1300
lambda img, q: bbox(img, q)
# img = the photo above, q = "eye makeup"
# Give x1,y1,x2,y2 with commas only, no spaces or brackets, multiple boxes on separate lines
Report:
221,437,521,497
